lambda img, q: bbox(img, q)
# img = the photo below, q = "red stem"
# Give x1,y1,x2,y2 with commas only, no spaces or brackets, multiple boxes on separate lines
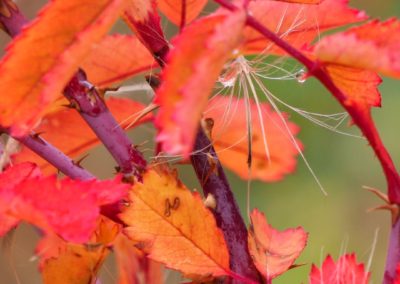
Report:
214,0,400,280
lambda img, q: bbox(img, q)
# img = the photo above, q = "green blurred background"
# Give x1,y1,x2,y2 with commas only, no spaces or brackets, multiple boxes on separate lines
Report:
1,0,400,283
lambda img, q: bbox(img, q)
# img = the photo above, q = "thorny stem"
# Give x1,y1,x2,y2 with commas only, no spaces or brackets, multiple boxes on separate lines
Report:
0,1,147,179
11,131,95,180
63,71,147,179
0,128,125,223
214,0,400,280
128,8,261,283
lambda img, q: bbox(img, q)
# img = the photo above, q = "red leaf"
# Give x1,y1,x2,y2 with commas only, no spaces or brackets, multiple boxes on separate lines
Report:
155,11,246,157
13,97,151,175
0,162,40,235
309,254,370,284
82,35,157,87
0,0,128,136
205,96,300,182
248,209,307,279
241,0,367,54
315,19,400,78
0,163,129,243
157,0,208,26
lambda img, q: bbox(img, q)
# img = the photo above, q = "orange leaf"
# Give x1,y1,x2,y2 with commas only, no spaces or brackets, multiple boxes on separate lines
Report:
13,97,151,175
248,209,307,280
242,0,367,54
0,163,129,242
309,254,370,284
315,19,400,78
325,65,382,108
157,0,208,26
114,234,164,284
0,0,128,136
155,11,246,157
82,35,157,87
37,218,119,284
205,96,300,182
120,166,231,279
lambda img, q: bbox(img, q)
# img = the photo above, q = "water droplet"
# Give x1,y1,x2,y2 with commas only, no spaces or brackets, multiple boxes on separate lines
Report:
218,76,236,87
296,68,307,84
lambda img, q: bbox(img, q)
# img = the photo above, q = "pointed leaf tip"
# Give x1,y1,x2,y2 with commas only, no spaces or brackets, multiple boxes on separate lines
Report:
310,254,370,284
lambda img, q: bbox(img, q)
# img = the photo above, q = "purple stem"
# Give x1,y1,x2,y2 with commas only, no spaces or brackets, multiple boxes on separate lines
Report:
191,129,260,282
0,0,27,37
126,10,261,282
15,132,95,180
63,71,147,178
384,218,400,283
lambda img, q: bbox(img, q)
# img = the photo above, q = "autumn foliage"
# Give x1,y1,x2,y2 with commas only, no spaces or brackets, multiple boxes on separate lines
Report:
0,0,400,283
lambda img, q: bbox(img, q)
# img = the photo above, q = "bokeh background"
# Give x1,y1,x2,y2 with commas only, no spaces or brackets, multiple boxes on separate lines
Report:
1,0,400,283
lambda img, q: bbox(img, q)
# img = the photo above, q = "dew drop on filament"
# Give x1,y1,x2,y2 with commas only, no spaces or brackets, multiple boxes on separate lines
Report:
296,68,307,84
